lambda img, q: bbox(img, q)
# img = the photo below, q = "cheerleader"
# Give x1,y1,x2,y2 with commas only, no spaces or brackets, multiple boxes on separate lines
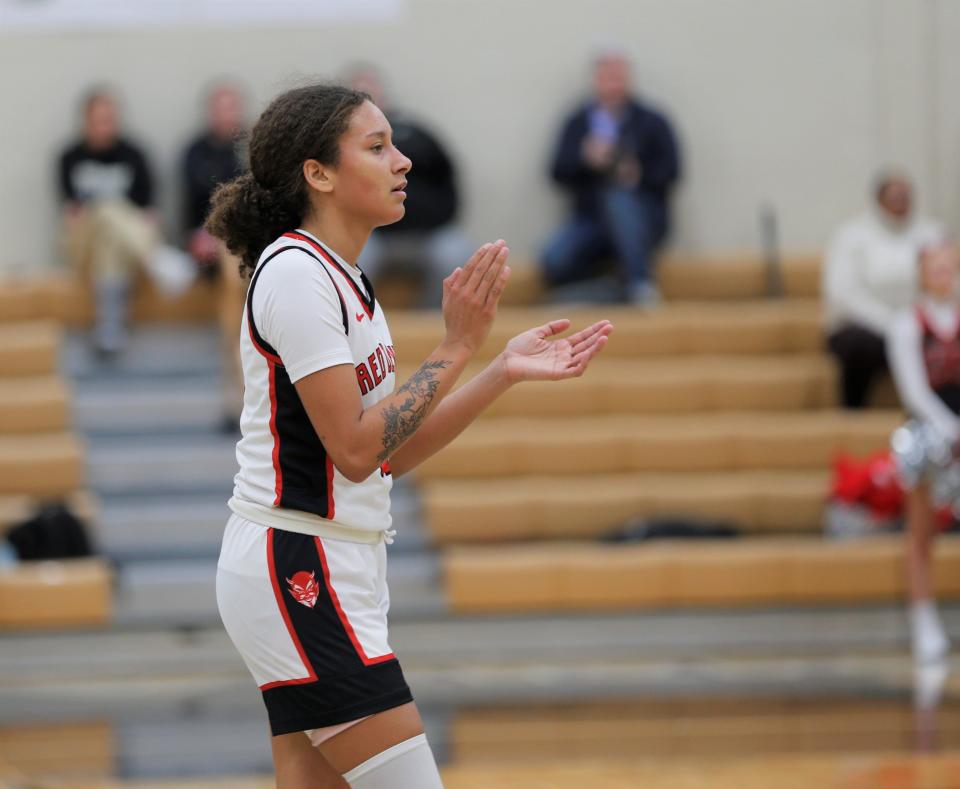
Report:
888,241,960,663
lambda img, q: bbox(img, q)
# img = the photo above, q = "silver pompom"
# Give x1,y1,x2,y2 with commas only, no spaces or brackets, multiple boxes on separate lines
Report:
892,420,960,511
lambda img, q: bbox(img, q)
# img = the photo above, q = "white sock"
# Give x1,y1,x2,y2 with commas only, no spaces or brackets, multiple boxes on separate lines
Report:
911,600,950,663
344,733,443,788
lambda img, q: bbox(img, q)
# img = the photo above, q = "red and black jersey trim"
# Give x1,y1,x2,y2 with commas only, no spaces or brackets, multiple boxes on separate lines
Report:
261,528,411,736
283,231,377,320
246,246,349,517
247,246,349,345
916,305,960,414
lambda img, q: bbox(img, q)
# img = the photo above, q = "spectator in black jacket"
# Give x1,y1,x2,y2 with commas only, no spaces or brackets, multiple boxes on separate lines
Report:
543,50,680,306
180,82,247,431
59,87,192,355
346,64,472,307
182,82,246,272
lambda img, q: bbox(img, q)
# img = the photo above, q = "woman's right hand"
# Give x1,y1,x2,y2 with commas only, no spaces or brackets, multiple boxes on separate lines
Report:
441,240,511,354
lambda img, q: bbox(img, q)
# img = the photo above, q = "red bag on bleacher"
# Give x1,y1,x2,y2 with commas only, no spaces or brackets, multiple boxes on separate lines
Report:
826,451,904,538
828,450,952,536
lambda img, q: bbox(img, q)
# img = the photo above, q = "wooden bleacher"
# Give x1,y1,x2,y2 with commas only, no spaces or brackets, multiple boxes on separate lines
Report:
0,721,114,779
443,535,960,613
0,321,62,377
390,299,824,360
0,253,896,623
381,254,931,614
426,470,827,541
0,273,218,326
416,411,898,479
431,250,823,306
0,557,111,629
0,253,820,328
440,753,960,789
450,698,960,761
0,304,110,631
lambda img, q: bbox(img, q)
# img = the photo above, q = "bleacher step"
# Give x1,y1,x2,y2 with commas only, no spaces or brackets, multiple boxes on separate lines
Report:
417,410,899,479
96,480,428,559
422,469,832,542
388,300,823,362
450,698,960,762
1,605,944,687
64,326,221,381
87,436,236,496
74,380,222,435
412,354,838,417
0,376,70,434
443,535,960,613
112,552,444,627
0,432,84,496
0,558,112,630
0,321,60,377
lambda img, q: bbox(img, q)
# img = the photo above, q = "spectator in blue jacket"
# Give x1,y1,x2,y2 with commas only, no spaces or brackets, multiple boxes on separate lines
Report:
542,50,680,306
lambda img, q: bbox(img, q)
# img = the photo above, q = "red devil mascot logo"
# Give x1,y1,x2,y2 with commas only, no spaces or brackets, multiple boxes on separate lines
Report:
286,571,320,608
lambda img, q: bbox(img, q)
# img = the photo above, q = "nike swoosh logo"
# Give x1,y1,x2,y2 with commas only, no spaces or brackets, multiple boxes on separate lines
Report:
356,312,365,322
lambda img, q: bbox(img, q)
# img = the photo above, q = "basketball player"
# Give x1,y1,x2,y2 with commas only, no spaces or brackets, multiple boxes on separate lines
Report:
889,242,960,664
206,84,613,788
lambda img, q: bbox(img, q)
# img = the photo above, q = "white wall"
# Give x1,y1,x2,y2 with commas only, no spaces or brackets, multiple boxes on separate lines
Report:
0,0,957,271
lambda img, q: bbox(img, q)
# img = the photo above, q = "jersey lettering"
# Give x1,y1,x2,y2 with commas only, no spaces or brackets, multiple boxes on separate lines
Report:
354,344,396,397
356,363,375,395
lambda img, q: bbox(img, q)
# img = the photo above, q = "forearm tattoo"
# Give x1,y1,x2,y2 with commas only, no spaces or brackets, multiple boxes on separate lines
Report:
377,359,451,462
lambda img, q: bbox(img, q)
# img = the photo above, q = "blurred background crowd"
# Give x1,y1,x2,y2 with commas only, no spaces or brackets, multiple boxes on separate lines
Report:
3,1,960,787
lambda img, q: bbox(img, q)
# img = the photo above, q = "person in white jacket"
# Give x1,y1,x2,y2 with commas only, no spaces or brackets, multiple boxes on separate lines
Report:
888,242,960,663
824,171,944,408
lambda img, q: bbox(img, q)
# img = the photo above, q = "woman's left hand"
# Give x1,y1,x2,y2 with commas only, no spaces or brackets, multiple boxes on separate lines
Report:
500,319,613,384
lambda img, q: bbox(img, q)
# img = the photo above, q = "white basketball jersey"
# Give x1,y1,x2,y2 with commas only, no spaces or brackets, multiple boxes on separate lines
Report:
230,229,396,536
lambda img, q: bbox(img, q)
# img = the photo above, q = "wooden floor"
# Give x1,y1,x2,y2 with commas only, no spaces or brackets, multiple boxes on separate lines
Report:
5,753,960,789
443,754,960,789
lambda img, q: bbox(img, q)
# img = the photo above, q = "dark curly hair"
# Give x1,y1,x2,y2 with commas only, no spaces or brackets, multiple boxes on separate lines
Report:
205,83,369,277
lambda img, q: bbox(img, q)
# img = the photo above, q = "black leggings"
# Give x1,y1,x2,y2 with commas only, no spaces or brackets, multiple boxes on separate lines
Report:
827,325,888,409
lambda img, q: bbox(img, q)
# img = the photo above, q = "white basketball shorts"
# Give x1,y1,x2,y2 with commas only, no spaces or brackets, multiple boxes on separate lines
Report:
216,513,412,736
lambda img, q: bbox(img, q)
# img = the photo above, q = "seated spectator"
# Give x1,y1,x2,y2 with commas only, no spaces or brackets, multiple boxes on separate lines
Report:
887,242,960,663
59,86,191,356
824,171,945,408
181,82,247,431
182,81,246,275
345,64,472,307
541,48,680,306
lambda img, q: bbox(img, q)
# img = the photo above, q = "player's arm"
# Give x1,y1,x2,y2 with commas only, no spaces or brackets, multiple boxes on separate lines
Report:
887,309,960,442
294,242,510,483
389,318,613,477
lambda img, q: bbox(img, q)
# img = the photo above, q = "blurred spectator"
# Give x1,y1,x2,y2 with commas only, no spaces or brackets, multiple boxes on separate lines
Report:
180,82,247,431
541,48,680,306
887,242,960,663
345,64,472,307
182,82,246,273
824,171,945,408
59,87,192,356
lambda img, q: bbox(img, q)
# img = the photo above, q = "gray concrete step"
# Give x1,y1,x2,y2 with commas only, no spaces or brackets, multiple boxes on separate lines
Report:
6,606,953,687
96,495,231,558
96,480,428,560
2,606,952,778
87,435,237,496
64,327,222,381
112,551,444,628
73,378,225,435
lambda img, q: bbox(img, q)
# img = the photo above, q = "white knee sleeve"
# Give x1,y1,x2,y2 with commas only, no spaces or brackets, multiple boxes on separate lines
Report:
343,733,443,788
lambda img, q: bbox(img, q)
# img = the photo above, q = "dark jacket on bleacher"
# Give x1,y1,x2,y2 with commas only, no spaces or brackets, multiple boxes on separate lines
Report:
550,98,680,220
181,131,244,233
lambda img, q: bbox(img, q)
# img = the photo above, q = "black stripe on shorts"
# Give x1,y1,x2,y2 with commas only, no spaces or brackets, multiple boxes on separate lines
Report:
262,527,412,736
